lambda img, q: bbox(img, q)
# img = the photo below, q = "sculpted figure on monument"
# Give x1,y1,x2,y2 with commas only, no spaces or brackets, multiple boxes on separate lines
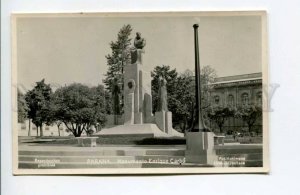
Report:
134,32,146,49
131,32,146,64
157,78,168,111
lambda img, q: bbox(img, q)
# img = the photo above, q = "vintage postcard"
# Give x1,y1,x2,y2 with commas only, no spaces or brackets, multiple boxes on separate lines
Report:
12,11,268,174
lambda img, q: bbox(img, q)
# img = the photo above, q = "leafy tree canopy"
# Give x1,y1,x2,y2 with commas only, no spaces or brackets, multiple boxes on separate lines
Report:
150,65,217,132
18,89,28,123
103,24,133,114
25,79,52,136
151,65,178,113
53,83,107,137
206,105,235,134
235,105,262,132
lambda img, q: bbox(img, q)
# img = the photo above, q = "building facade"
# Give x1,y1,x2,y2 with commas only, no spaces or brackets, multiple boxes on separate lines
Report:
18,120,99,137
18,120,73,137
208,72,263,134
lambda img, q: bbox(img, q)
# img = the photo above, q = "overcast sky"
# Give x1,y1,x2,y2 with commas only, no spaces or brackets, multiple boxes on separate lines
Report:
16,14,262,90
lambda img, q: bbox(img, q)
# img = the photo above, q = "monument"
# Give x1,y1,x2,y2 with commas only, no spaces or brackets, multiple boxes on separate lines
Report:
155,78,173,134
96,32,183,137
185,24,217,165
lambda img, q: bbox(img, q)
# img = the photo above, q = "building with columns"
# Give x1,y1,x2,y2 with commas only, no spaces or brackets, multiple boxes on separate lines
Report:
208,72,263,134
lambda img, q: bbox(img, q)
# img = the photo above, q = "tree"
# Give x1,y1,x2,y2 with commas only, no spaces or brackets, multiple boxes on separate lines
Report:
151,65,178,113
53,84,107,137
235,105,262,133
55,121,63,136
18,89,28,123
176,66,217,131
90,85,107,131
25,79,52,136
200,65,217,109
206,106,235,134
103,24,133,114
150,65,217,132
171,71,195,131
104,90,113,115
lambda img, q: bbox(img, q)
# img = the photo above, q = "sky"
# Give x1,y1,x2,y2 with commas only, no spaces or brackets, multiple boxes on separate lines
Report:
16,13,262,91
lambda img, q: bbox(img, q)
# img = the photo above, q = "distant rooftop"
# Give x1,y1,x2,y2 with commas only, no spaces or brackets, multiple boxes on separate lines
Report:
214,72,262,84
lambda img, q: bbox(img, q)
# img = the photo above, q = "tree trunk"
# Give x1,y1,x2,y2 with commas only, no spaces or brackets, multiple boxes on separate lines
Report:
57,125,61,136
73,126,81,137
78,130,83,137
74,130,83,137
183,116,187,131
28,119,31,137
248,123,253,133
36,126,39,137
78,126,83,137
40,125,43,137
219,124,223,134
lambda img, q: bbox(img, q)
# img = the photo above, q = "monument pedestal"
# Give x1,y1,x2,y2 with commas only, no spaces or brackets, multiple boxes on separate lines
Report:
123,59,153,124
185,132,217,165
95,124,170,137
97,47,183,138
155,111,172,134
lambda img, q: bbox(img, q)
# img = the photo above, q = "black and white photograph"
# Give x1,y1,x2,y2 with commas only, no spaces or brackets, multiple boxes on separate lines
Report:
12,11,268,174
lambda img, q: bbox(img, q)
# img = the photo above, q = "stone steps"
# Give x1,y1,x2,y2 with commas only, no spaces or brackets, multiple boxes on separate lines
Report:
216,146,262,167
19,155,185,163
18,161,186,169
19,149,185,157
217,153,262,160
212,160,263,167
18,148,187,169
18,145,263,169
18,153,263,162
216,148,262,155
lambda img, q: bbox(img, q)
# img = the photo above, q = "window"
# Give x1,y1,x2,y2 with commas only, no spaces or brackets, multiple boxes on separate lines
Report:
45,126,50,131
214,95,220,105
256,91,262,106
21,123,26,130
241,93,249,105
228,94,234,106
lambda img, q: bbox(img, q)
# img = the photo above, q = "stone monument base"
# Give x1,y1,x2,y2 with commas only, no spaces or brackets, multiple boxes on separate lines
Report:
155,111,173,134
185,132,217,165
95,124,183,138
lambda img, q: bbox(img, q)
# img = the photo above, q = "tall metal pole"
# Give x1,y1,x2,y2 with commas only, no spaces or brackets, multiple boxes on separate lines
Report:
192,24,207,132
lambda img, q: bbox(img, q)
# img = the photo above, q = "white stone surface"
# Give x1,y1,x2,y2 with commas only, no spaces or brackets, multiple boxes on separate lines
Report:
155,111,165,132
165,112,172,134
105,115,124,127
124,63,140,122
103,48,184,137
124,49,152,124
124,93,134,125
75,137,97,147
96,124,169,137
185,132,217,164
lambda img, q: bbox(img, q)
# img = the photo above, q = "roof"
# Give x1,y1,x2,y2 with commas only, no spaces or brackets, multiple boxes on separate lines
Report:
208,72,262,88
213,72,262,85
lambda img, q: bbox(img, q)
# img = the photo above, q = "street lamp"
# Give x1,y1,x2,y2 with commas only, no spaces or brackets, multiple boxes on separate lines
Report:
185,24,215,165
191,24,209,132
